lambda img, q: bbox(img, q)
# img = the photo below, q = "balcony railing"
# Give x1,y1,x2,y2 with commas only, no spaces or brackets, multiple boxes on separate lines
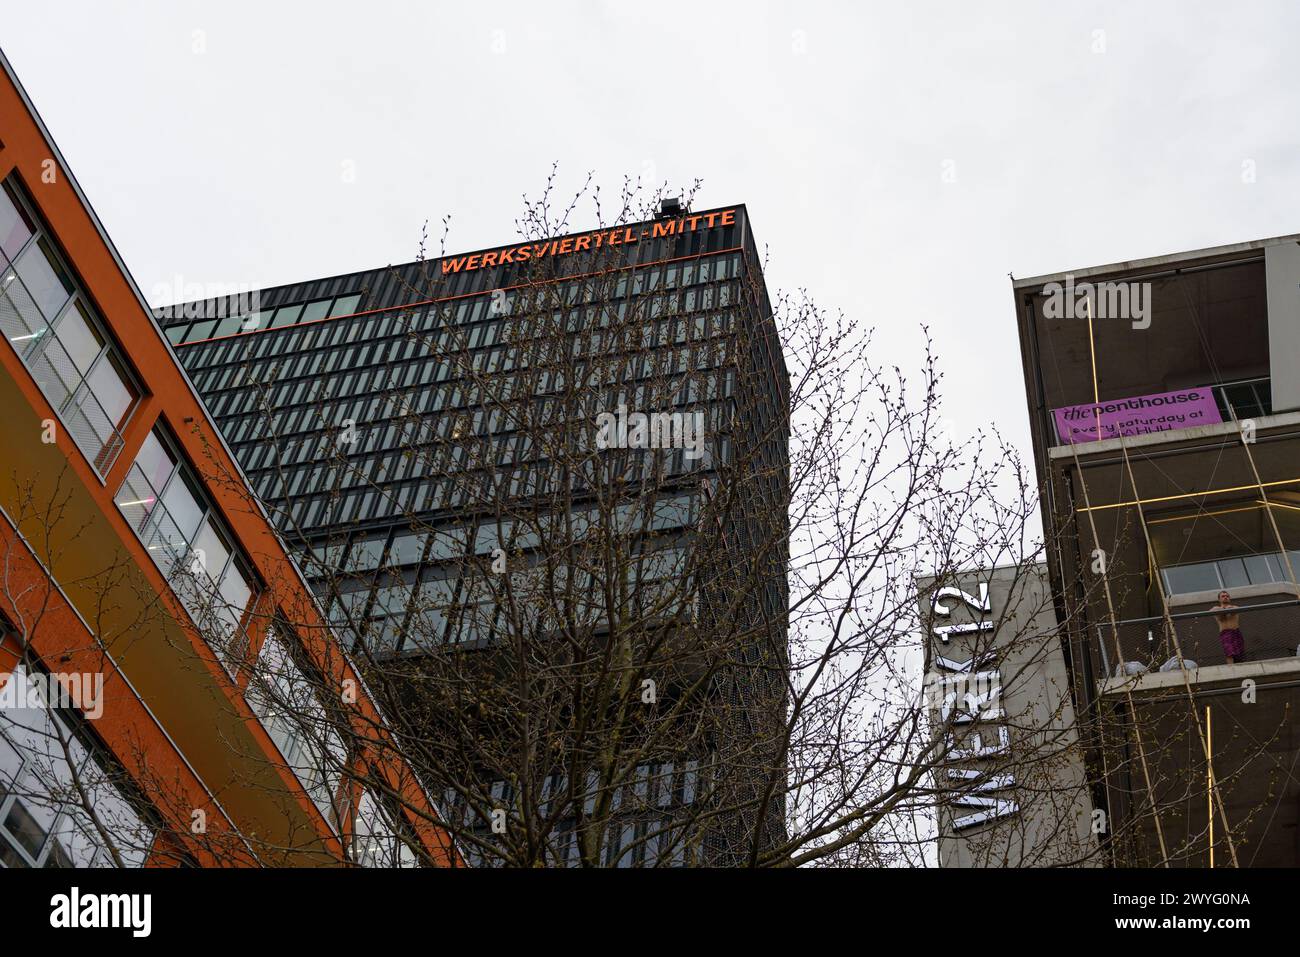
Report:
1212,377,1272,423
1093,599,1300,678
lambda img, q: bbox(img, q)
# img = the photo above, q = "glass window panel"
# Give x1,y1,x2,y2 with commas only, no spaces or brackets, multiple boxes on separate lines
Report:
0,183,34,262
192,517,233,583
161,469,205,542
135,430,176,493
75,776,151,864
3,797,54,860
299,299,331,324
214,562,253,639
637,547,686,581
0,734,21,794
333,589,371,621
271,304,303,328
1243,553,1283,585
372,582,414,618
351,790,416,867
328,294,362,318
1216,558,1250,588
346,538,386,572
240,309,273,333
84,351,136,427
185,319,217,342
169,556,211,623
114,464,159,531
1257,380,1273,414
143,507,188,578
165,324,188,345
14,238,73,319
43,811,103,868
218,561,252,611
1162,562,1221,595
1222,383,1258,420
388,533,426,566
24,338,80,417
211,314,246,338
402,602,447,651
649,493,698,530
54,300,104,376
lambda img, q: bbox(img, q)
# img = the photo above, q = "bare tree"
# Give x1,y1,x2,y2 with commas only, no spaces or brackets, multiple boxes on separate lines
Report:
11,173,1274,869
169,172,1164,869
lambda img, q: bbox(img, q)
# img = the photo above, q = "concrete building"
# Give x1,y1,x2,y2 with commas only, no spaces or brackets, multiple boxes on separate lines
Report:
919,563,1096,866
1011,234,1300,866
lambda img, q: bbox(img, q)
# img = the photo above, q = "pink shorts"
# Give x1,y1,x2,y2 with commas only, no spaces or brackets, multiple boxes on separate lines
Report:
1219,628,1245,659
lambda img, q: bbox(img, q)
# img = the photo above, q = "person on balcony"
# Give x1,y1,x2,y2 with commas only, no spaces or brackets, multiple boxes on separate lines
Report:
1212,591,1245,664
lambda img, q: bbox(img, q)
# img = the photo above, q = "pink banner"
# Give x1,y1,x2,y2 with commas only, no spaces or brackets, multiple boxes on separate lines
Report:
1052,388,1223,444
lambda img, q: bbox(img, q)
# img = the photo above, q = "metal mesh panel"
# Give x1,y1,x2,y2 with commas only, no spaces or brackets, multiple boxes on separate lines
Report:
1095,599,1300,674
25,334,80,415
64,387,125,474
0,270,47,349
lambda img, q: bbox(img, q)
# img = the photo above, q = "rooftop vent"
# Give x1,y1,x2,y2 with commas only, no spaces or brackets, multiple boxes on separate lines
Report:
657,197,684,218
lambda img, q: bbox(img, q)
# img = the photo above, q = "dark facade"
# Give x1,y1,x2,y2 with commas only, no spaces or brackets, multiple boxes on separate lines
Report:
1012,235,1300,866
163,204,791,865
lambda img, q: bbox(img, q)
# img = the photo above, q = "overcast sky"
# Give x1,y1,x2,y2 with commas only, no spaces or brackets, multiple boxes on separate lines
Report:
4,0,1299,510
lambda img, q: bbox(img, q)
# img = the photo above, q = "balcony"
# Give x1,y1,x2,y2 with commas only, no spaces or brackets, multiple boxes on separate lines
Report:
1092,598,1300,680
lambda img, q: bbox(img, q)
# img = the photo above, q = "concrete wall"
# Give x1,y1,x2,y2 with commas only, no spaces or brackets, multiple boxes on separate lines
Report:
1266,241,1300,415
918,563,1097,866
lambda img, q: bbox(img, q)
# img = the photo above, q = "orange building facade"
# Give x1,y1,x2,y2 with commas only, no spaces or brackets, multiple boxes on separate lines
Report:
0,49,456,868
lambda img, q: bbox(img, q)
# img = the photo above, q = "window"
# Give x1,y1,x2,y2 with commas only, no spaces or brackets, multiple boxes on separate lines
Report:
211,313,246,338
388,532,427,567
329,294,362,318
345,537,386,573
1161,562,1221,595
1161,550,1300,595
115,424,259,672
299,299,332,325
172,294,367,345
187,318,218,341
351,789,418,867
270,304,303,328
0,181,140,476
245,626,347,828
0,656,155,868
13,238,73,319
0,181,34,261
